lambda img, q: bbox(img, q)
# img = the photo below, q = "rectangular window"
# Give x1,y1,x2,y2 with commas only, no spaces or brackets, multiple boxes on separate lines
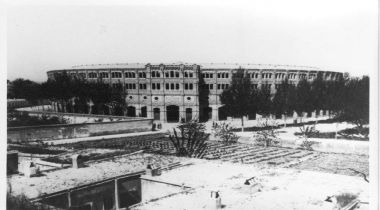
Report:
166,83,169,90
157,83,160,89
185,83,188,90
217,84,221,89
184,72,188,77
170,71,174,78
171,83,174,90
225,73,229,78
165,72,169,77
209,84,213,90
217,73,220,78
189,72,193,78
152,83,156,90
175,72,179,77
189,83,193,90
176,83,179,90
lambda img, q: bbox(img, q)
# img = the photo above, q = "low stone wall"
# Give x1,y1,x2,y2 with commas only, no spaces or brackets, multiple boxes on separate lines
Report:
8,118,153,143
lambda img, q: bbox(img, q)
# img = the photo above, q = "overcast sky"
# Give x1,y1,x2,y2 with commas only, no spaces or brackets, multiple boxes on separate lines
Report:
6,0,378,82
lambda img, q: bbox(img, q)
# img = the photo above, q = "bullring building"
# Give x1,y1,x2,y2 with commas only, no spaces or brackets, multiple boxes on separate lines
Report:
47,63,343,122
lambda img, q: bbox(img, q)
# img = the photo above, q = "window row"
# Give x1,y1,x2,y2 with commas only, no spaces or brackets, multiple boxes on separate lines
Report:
184,83,194,90
151,71,161,78
125,72,136,78
165,83,180,90
201,72,214,78
217,84,229,90
111,72,122,78
247,73,259,79
184,71,194,78
125,83,136,89
139,84,147,89
165,71,180,78
275,73,285,79
262,73,272,79
151,83,161,90
202,84,214,90
217,72,229,78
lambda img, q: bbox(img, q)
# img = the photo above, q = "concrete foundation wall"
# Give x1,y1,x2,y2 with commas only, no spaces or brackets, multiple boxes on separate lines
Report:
7,119,153,143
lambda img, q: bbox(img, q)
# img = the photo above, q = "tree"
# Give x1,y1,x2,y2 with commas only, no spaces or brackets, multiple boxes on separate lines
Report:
254,118,280,147
212,122,239,144
220,68,254,132
168,120,209,157
294,78,313,120
272,79,295,126
337,76,369,128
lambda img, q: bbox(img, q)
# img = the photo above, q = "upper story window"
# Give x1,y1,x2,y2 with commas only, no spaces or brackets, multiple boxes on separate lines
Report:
111,72,122,78
139,84,147,89
184,83,194,90
184,71,194,78
203,84,213,90
138,72,146,78
99,72,109,78
151,71,161,78
152,83,161,90
88,72,97,78
217,84,229,90
125,83,136,89
125,72,136,78
78,73,86,78
165,83,180,90
217,72,229,78
202,73,214,79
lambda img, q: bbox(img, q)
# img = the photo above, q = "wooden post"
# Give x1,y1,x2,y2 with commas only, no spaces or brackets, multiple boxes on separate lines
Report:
115,179,120,210
68,191,72,208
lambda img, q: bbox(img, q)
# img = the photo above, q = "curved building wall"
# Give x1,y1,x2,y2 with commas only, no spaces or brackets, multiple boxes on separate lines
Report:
47,63,343,122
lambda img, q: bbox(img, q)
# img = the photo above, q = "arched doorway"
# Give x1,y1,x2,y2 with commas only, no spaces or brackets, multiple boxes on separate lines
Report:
153,108,160,120
218,106,228,121
166,105,179,122
185,108,192,122
141,106,147,117
126,106,136,117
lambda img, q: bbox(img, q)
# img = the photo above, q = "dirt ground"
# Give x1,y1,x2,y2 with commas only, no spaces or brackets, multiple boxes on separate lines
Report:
290,152,369,177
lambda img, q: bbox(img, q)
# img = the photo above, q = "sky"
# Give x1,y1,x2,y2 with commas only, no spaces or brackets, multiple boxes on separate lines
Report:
6,0,378,82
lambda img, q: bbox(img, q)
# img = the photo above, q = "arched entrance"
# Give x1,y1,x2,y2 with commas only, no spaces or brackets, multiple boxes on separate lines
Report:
185,108,192,122
166,105,179,122
126,106,136,117
141,106,147,117
218,106,228,121
153,108,160,120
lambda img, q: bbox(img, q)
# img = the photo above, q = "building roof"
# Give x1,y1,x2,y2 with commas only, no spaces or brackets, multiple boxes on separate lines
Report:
199,63,322,71
47,62,340,73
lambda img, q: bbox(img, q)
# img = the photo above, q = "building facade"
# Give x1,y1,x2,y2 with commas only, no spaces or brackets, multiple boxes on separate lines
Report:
47,63,343,122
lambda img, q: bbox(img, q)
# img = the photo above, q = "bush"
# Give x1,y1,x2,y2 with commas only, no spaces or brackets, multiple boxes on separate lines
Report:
297,125,319,150
254,118,280,147
212,122,239,144
168,120,209,157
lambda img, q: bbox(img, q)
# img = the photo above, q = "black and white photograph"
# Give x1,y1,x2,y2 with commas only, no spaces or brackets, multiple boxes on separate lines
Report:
1,0,378,209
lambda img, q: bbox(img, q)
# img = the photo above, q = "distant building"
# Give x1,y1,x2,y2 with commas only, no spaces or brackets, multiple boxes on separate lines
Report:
47,63,343,122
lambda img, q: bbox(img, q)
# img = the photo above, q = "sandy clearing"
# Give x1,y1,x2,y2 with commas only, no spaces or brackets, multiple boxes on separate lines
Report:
132,161,368,210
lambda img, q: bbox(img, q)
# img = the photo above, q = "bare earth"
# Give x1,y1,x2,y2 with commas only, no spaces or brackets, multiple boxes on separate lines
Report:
290,152,369,177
